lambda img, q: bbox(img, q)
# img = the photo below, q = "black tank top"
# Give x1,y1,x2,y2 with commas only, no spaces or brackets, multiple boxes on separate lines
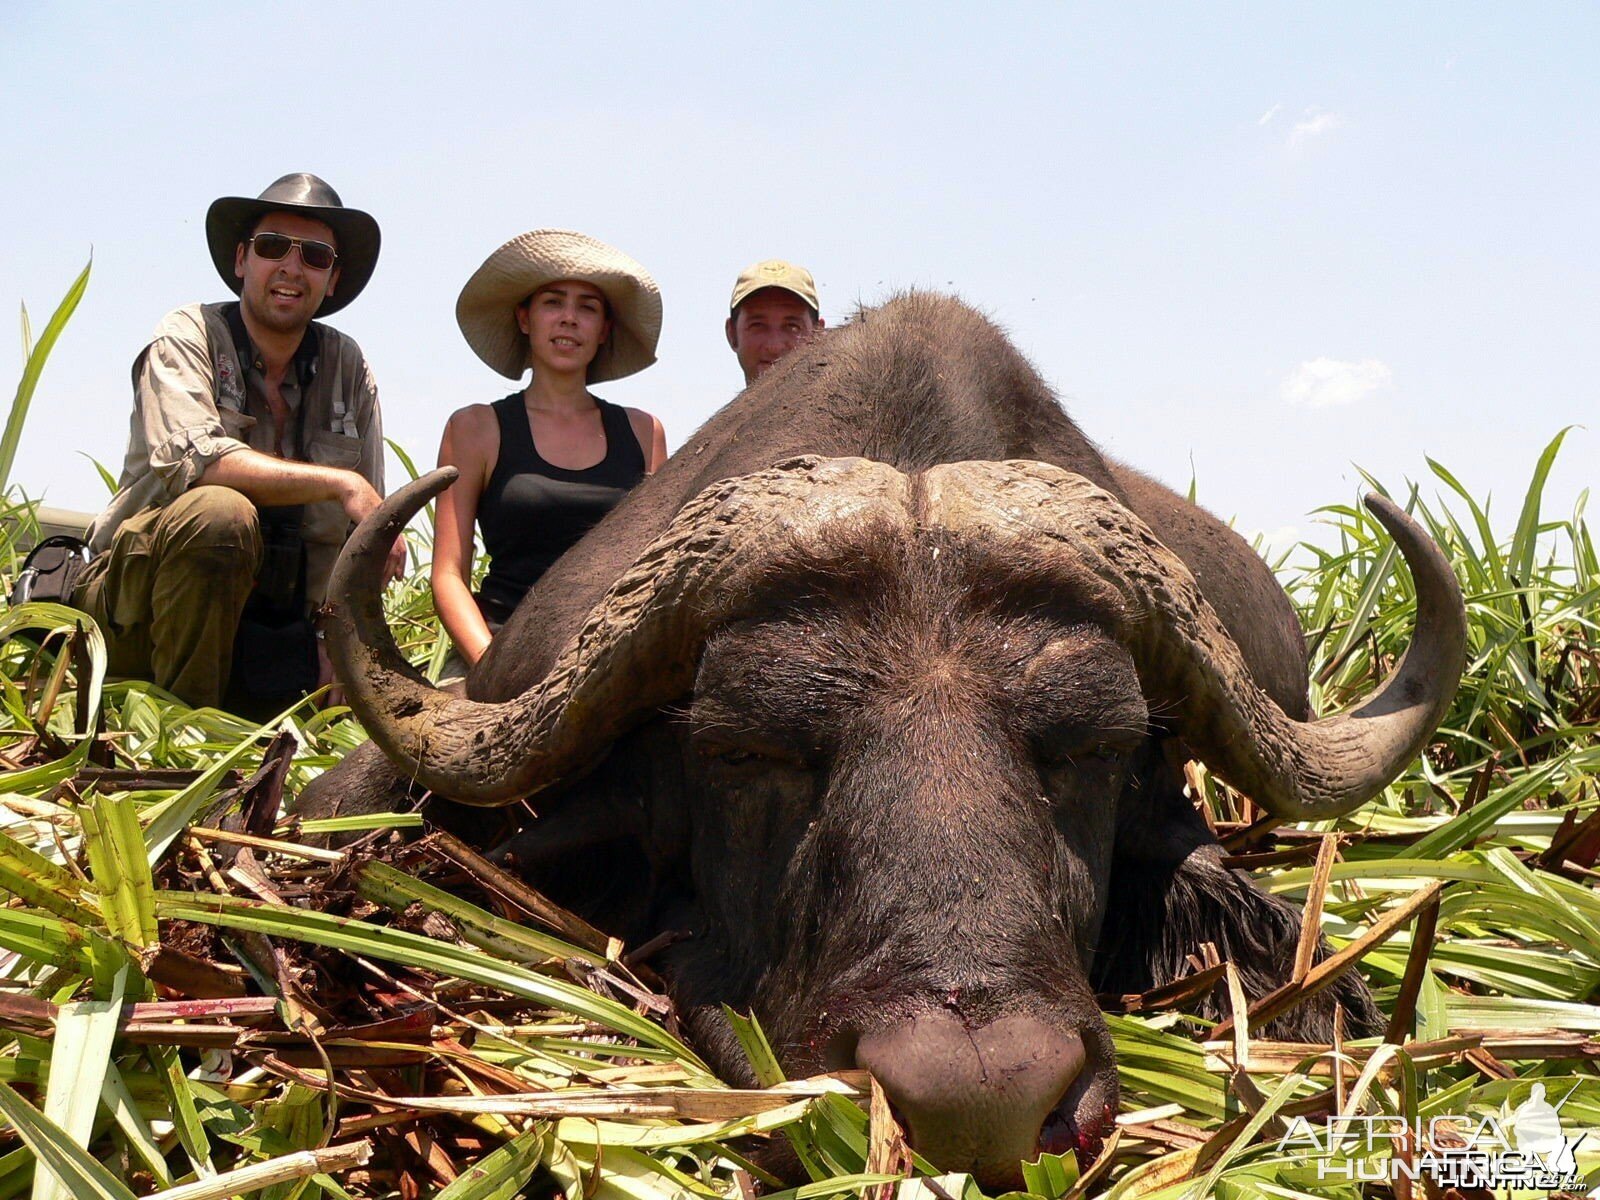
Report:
476,393,646,622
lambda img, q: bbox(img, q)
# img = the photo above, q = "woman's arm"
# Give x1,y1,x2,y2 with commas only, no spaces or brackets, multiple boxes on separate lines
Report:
431,407,498,667
626,408,668,474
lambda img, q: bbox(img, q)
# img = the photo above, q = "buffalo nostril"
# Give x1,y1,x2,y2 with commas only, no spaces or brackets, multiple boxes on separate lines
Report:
855,1011,1085,1188
821,1028,860,1073
1039,1109,1075,1156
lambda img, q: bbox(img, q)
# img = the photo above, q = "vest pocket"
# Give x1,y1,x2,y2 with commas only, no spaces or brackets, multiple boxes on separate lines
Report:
308,431,362,468
302,432,366,552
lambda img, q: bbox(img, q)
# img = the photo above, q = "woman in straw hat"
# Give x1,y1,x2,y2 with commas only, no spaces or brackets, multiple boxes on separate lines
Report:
434,230,666,675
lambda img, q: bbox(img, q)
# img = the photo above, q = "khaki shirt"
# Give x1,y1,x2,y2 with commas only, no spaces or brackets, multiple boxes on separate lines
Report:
87,302,385,607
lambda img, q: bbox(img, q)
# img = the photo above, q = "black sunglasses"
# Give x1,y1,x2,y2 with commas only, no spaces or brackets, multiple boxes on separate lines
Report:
247,232,338,271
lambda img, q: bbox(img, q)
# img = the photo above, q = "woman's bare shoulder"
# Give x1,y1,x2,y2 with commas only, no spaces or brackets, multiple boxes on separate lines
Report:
448,402,501,433
440,403,506,482
621,406,667,472
445,403,503,449
622,405,662,437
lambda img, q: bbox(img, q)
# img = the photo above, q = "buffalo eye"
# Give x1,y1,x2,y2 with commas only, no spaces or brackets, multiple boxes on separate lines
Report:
1041,749,1123,775
1032,729,1141,802
692,734,809,772
1036,734,1130,769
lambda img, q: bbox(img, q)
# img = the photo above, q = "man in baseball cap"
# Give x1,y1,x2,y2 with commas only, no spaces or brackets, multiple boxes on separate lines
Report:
725,259,824,385
75,172,403,714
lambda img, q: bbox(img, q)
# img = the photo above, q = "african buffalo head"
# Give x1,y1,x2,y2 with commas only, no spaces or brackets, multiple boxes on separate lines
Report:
326,455,1464,1186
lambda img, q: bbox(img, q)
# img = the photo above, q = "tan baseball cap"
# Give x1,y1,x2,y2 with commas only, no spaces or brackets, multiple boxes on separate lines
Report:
729,259,819,314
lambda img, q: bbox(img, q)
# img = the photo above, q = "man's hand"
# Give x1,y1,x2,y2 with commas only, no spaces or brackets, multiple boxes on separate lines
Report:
315,636,345,709
340,475,407,585
383,535,407,586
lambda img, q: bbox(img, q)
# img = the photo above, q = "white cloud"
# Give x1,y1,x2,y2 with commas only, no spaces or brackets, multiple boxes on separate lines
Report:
1289,108,1343,147
1281,358,1393,409
1258,103,1281,126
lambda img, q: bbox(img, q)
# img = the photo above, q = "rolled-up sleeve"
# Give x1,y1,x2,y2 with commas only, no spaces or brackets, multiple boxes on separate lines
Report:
133,316,248,498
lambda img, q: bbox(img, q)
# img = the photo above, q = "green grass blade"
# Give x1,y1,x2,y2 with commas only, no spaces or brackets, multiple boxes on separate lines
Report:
2,257,92,493
1322,536,1397,683
1186,1072,1309,1200
1108,1015,1228,1119
140,725,276,863
1409,757,1567,858
351,859,604,966
549,1099,813,1149
1426,455,1506,591
757,1177,904,1200
0,831,100,925
99,1061,173,1188
1508,427,1571,587
567,1143,722,1200
295,812,423,835
154,891,705,1062
0,736,90,793
0,1078,138,1200
722,1006,786,1087
0,908,96,974
148,1042,216,1178
0,1147,37,1200
1445,993,1600,1030
34,966,128,1200
254,1086,324,1200
719,1007,840,1179
432,1127,548,1200
384,436,423,484
1020,1149,1079,1196
383,436,436,536
0,604,107,728
80,794,159,948
797,1093,871,1177
79,453,118,495
138,1144,369,1200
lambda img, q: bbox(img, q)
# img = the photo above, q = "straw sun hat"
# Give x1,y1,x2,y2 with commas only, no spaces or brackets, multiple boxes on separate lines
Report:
456,230,662,383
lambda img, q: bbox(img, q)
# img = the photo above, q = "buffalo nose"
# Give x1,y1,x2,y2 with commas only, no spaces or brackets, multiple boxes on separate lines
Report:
855,1011,1085,1186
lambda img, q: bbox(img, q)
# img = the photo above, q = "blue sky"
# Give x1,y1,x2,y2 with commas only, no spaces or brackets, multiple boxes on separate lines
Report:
3,2,1594,548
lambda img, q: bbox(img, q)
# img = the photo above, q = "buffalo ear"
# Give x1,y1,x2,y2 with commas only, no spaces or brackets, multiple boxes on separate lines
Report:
488,718,690,942
1095,739,1382,1040
490,793,647,865
292,740,426,849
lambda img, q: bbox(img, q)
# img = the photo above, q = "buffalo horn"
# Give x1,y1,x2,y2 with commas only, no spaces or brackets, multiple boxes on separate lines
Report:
924,461,1465,821
326,459,912,804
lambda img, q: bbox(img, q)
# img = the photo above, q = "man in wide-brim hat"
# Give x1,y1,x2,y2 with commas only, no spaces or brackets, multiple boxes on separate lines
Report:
76,172,405,714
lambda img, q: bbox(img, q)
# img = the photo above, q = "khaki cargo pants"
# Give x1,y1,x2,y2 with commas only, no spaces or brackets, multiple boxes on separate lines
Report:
74,486,263,709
